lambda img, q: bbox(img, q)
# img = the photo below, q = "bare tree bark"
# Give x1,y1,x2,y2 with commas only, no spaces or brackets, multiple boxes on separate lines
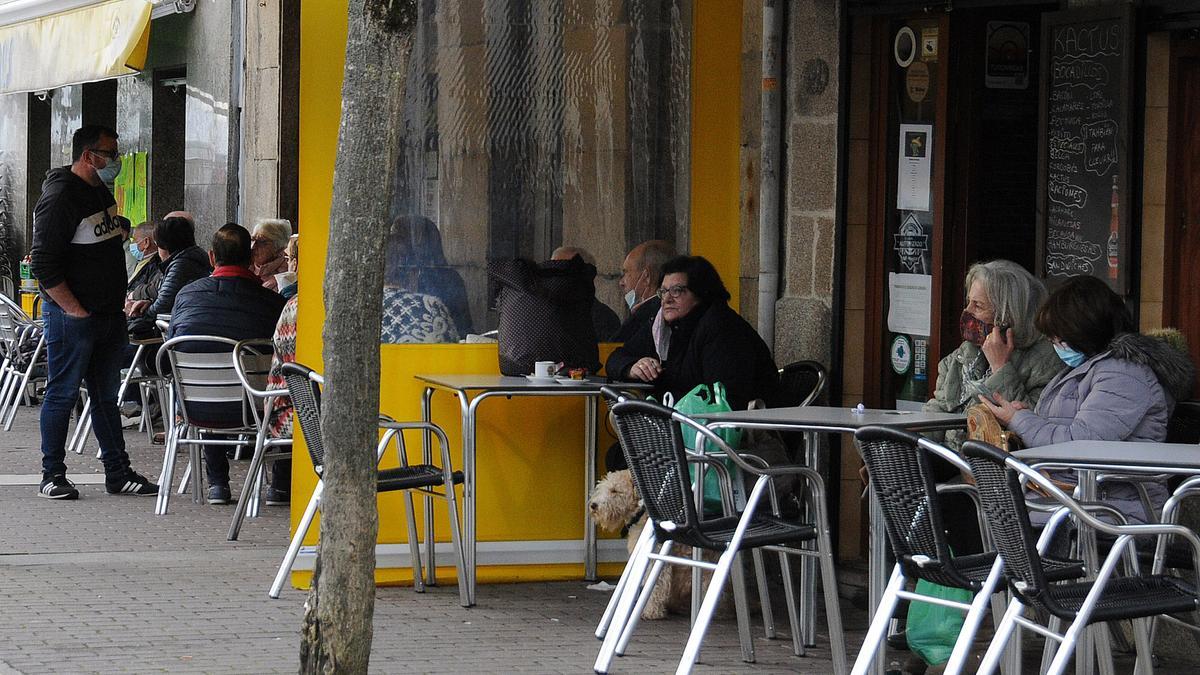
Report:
299,1,416,672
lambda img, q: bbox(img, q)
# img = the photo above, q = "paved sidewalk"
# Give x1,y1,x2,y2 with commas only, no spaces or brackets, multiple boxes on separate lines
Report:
0,405,860,673
0,402,1196,673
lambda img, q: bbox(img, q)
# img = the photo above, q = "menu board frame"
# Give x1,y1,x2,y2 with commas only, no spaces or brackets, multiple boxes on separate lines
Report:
1035,5,1134,295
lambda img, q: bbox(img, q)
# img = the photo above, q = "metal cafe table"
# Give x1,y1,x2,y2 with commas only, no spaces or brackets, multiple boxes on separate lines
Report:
415,375,651,606
1014,440,1200,675
701,405,967,667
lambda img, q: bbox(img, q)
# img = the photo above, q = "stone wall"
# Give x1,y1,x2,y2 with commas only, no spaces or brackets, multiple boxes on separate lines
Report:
242,0,289,229
774,1,841,371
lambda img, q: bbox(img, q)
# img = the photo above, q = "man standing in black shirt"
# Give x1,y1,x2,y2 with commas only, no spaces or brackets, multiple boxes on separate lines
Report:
30,125,158,499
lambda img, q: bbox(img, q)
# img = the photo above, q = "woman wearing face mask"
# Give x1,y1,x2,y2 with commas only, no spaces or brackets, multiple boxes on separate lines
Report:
979,274,1195,522
922,260,1064,449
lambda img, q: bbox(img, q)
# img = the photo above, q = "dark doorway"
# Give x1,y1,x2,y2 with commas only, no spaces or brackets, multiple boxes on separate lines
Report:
151,68,186,223
1164,36,1200,392
939,5,1052,359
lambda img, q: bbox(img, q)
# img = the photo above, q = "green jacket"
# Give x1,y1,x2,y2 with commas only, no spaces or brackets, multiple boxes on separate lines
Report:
922,338,1065,449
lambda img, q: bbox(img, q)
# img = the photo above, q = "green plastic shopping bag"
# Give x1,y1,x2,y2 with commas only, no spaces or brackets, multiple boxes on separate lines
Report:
905,577,974,666
670,383,743,514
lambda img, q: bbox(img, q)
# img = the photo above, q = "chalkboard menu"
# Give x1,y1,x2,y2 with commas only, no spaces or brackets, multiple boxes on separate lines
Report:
1036,6,1133,294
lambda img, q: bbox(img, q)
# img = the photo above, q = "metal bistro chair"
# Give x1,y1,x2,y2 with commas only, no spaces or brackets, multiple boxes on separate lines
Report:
268,362,468,606
0,299,45,428
154,335,271,515
227,338,293,541
69,334,169,456
592,388,750,650
962,440,1200,675
594,397,846,675
778,360,828,408
851,426,1086,674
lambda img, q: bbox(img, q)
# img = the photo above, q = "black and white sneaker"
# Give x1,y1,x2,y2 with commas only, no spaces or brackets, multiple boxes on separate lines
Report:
38,474,79,500
105,470,159,496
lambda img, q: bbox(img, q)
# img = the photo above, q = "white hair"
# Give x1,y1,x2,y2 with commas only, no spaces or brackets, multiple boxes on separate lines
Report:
253,218,293,250
964,260,1046,349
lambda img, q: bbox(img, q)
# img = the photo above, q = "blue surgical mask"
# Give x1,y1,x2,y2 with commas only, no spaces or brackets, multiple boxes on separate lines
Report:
129,241,144,261
96,155,122,183
1054,343,1086,368
624,289,638,309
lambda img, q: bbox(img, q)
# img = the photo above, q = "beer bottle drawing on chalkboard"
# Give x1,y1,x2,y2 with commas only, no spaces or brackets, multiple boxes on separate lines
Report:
1107,174,1119,280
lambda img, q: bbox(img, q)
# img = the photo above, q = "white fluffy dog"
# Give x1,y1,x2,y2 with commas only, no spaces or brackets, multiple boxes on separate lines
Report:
589,469,714,619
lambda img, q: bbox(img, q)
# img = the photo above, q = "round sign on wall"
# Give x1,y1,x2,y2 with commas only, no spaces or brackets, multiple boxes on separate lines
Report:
894,27,916,68
905,61,930,102
890,335,913,375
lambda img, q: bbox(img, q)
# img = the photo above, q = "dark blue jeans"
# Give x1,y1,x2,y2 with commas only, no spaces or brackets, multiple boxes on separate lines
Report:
40,302,131,478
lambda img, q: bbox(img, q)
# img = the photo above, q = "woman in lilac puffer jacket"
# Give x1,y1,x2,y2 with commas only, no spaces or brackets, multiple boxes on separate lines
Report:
980,275,1195,522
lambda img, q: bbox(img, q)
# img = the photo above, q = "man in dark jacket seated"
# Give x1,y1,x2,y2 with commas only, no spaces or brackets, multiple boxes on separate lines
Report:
613,240,675,344
168,223,286,504
127,215,212,339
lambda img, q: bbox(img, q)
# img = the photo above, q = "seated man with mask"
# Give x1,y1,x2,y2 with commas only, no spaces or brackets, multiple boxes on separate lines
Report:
126,221,162,306
614,240,675,343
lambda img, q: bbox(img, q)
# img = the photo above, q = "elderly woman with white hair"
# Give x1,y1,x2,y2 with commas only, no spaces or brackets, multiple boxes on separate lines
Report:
893,259,1066,663
923,259,1064,447
251,218,293,292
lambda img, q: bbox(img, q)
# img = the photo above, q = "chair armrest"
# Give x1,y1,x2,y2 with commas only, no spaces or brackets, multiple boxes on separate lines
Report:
1005,455,1200,556
376,420,456,476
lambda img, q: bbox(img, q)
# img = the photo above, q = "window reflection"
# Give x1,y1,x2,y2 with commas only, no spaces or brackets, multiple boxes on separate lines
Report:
385,0,690,343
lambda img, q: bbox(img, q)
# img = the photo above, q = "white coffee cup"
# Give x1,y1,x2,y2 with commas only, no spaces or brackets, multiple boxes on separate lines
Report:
534,361,557,378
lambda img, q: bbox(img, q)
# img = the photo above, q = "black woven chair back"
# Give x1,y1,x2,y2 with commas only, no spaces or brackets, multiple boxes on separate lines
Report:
1168,401,1200,444
282,362,325,475
778,360,827,407
961,440,1050,603
855,426,972,588
610,399,701,538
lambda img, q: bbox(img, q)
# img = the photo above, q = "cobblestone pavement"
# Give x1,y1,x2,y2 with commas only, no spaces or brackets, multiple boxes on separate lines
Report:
0,402,1194,673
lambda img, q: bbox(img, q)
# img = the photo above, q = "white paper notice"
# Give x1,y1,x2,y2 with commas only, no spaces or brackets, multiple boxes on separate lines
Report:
897,123,933,211
887,272,932,336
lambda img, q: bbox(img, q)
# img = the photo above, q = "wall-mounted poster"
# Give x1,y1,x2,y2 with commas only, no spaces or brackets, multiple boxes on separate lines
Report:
887,272,932,337
896,123,933,211
986,21,1031,90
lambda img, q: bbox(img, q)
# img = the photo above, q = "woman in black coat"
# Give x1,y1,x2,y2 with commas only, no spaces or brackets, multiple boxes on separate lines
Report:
606,255,781,411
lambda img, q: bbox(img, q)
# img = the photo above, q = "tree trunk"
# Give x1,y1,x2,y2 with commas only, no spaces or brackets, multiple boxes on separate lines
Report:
299,1,415,672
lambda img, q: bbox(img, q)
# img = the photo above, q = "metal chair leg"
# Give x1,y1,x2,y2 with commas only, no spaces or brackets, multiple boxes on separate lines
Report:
228,430,269,540
594,533,658,673
752,548,776,639
978,600,1027,675
403,489,425,593
442,471,470,608
778,546,804,657
3,338,41,430
946,556,1004,673
269,481,323,598
852,565,906,674
596,523,654,640
675,544,742,674
812,493,847,675
155,422,183,515
615,542,674,657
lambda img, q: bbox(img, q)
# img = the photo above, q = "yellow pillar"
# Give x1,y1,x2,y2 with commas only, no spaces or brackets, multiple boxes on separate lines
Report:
688,0,744,310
